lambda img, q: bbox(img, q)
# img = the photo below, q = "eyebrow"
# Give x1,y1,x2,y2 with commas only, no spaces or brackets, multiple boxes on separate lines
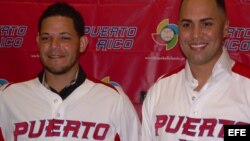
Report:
39,33,49,36
180,17,214,23
39,32,72,36
200,17,214,22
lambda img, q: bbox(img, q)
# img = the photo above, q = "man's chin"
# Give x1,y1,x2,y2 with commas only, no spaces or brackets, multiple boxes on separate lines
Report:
45,67,70,75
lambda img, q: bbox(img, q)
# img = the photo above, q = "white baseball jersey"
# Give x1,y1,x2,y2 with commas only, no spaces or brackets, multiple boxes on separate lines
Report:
0,77,141,141
141,49,250,141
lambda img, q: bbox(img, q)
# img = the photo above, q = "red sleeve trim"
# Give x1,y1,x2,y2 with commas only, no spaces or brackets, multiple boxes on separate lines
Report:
87,76,119,93
0,127,4,141
160,64,185,79
232,62,250,79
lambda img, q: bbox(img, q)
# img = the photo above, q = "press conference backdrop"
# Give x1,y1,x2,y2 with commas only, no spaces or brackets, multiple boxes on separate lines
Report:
0,0,250,119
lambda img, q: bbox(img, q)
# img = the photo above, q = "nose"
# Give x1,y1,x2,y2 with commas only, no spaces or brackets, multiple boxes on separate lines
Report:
50,37,59,49
192,25,202,39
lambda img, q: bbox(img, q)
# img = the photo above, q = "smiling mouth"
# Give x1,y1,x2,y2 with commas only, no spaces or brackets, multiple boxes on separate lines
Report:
187,43,208,52
48,55,65,59
190,43,207,48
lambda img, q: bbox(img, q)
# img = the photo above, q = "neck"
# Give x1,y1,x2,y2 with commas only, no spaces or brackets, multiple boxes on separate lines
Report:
190,64,212,91
45,65,79,92
189,48,223,91
189,57,220,91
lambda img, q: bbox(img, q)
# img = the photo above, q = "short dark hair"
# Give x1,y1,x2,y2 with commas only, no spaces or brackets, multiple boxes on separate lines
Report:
180,0,226,15
38,2,85,37
216,0,226,15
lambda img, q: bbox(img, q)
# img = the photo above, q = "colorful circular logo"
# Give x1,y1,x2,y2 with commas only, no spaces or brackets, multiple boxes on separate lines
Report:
152,19,178,50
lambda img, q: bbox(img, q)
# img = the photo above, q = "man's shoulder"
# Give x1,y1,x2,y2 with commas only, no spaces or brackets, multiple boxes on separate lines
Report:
148,64,185,93
0,83,12,91
157,64,185,81
85,76,120,94
0,78,39,94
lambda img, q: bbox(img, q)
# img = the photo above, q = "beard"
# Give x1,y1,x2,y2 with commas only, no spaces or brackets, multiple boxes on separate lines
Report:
44,58,78,75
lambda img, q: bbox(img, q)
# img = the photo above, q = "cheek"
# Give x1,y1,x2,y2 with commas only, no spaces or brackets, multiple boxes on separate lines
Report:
39,46,49,55
204,27,223,38
65,45,80,55
38,46,44,54
205,30,215,37
179,28,191,38
179,32,190,42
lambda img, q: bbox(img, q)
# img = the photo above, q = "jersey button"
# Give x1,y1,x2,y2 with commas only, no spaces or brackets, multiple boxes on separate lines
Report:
192,96,196,101
54,99,58,103
56,113,60,117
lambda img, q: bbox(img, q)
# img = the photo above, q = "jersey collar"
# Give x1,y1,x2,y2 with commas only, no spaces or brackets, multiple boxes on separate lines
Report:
185,47,234,91
38,66,86,100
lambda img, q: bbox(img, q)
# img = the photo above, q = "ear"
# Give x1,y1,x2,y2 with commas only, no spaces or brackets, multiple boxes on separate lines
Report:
223,19,229,38
79,36,88,53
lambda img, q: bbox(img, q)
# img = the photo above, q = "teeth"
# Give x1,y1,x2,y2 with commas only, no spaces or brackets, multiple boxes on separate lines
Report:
191,44,206,48
49,55,61,58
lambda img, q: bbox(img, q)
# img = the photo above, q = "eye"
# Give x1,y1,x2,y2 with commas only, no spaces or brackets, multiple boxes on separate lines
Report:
40,35,51,42
181,22,192,29
61,36,71,40
60,34,72,41
202,21,213,27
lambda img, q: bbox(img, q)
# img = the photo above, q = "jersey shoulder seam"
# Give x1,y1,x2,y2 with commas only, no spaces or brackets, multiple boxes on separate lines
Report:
0,82,14,92
87,76,119,94
157,64,185,81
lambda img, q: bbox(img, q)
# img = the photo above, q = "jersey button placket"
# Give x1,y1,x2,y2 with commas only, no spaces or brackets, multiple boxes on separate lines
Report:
192,96,196,101
54,99,58,103
190,94,200,118
193,111,198,115
51,97,63,118
56,113,61,118
54,109,64,119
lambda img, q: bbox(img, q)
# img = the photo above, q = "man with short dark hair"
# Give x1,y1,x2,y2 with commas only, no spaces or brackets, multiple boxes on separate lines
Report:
0,2,141,141
141,0,250,140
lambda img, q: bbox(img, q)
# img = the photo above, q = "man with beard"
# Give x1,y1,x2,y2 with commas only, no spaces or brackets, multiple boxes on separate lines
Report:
0,2,140,141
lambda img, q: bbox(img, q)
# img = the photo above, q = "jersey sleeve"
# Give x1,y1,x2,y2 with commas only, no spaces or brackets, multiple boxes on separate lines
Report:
0,85,5,91
0,127,5,141
0,83,10,91
114,87,141,141
141,83,160,141
0,91,6,141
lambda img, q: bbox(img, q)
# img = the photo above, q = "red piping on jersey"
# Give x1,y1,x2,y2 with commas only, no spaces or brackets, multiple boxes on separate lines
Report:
160,64,185,79
0,82,13,92
115,133,120,141
87,76,119,93
0,127,4,141
232,62,250,79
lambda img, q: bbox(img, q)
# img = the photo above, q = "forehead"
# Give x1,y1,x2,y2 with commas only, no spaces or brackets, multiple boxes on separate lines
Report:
40,16,75,34
179,0,222,20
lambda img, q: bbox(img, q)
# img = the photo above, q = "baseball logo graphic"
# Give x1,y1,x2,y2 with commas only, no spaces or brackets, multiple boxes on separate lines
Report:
152,19,179,50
